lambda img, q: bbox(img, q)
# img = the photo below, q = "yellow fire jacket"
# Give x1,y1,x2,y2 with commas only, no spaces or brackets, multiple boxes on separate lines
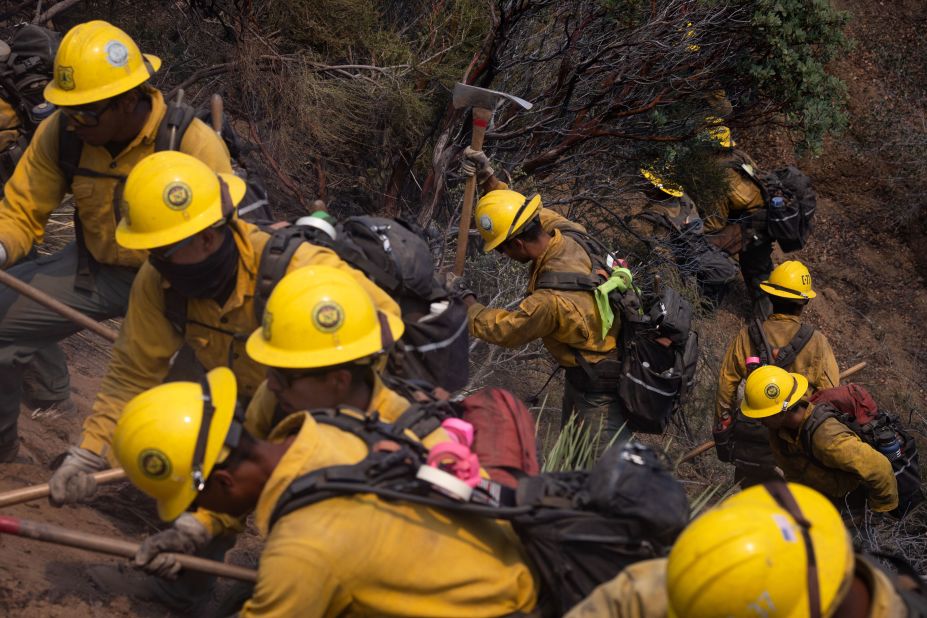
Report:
715,313,840,420
467,208,618,367
564,555,906,618
193,373,448,536
0,97,19,152
0,88,231,267
81,219,400,458
770,403,898,512
702,149,765,233
239,412,537,618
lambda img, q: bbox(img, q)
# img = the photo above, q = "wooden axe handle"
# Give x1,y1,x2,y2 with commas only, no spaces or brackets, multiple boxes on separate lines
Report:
0,269,118,343
210,94,223,135
0,515,257,582
453,106,493,276
0,469,126,508
677,361,869,466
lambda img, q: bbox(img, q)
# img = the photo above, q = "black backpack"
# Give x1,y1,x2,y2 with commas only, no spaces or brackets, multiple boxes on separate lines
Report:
729,154,817,252
801,399,924,517
249,217,470,391
714,320,816,467
269,406,689,618
0,25,59,186
535,229,698,434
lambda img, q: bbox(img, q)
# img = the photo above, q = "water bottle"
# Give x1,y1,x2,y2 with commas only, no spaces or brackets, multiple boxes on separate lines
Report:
30,101,56,124
770,196,785,209
294,210,337,240
876,428,903,462
745,356,761,375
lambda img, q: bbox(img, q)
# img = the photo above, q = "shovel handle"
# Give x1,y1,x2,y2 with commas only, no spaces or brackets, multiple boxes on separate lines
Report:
453,106,493,276
0,269,119,343
0,515,256,583
0,468,127,508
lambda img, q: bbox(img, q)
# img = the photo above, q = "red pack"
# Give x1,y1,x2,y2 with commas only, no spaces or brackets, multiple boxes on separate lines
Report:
457,387,540,487
808,383,879,425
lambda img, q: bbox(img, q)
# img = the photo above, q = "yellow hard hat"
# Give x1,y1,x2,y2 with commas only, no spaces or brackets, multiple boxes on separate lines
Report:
112,367,240,521
246,265,405,369
640,168,684,198
760,260,817,300
474,189,542,252
741,365,809,419
667,482,854,618
116,151,247,250
705,116,735,148
44,20,161,107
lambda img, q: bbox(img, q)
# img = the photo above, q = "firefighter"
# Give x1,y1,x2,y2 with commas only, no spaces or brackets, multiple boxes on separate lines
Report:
456,149,625,448
0,21,233,462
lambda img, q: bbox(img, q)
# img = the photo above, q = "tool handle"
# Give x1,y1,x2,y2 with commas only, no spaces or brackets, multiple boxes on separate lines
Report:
210,94,223,135
0,269,118,343
839,361,866,380
453,106,493,276
0,516,257,583
0,468,126,508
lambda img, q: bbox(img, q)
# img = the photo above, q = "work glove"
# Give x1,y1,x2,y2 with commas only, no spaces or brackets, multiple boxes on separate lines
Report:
48,446,108,505
134,513,213,580
459,147,495,183
444,271,475,300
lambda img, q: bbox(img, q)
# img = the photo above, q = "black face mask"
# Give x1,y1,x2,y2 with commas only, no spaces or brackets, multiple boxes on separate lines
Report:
150,227,240,304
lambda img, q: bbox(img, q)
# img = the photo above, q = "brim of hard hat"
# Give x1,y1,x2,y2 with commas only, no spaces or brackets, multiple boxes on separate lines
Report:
740,373,809,419
482,194,543,252
157,367,238,522
116,173,247,250
246,311,406,369
45,54,162,106
759,282,817,301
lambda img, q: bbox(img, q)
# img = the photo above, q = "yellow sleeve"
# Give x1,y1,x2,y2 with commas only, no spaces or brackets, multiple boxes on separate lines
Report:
191,507,245,538
0,114,68,265
564,560,669,618
814,420,899,512
818,336,840,389
288,243,401,320
244,381,280,440
80,265,184,458
240,542,348,618
715,328,749,421
178,118,233,174
467,291,559,348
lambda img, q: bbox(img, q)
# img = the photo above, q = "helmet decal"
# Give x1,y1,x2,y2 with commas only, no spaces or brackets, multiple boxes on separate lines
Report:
765,384,780,400
479,214,493,232
163,182,193,211
138,448,172,480
57,66,75,91
104,40,129,67
313,301,344,333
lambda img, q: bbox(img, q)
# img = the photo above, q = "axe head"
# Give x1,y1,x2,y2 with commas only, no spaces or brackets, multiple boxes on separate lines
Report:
452,83,533,111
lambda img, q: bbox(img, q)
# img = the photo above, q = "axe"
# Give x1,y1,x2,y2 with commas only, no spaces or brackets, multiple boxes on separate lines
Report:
450,83,532,276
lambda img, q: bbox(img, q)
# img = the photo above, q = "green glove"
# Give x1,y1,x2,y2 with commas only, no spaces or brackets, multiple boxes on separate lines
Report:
594,267,633,340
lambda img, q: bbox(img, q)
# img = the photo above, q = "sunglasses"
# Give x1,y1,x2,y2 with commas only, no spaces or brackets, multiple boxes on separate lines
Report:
267,366,322,390
149,235,197,260
60,98,118,128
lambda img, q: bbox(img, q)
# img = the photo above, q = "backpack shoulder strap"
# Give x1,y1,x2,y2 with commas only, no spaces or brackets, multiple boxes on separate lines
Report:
534,228,611,292
57,121,83,187
747,317,774,366
800,404,838,461
162,285,188,335
155,99,196,152
774,323,815,369
254,227,309,323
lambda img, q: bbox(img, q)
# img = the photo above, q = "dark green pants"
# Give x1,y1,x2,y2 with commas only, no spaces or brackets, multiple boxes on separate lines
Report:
0,243,135,446
561,367,627,455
